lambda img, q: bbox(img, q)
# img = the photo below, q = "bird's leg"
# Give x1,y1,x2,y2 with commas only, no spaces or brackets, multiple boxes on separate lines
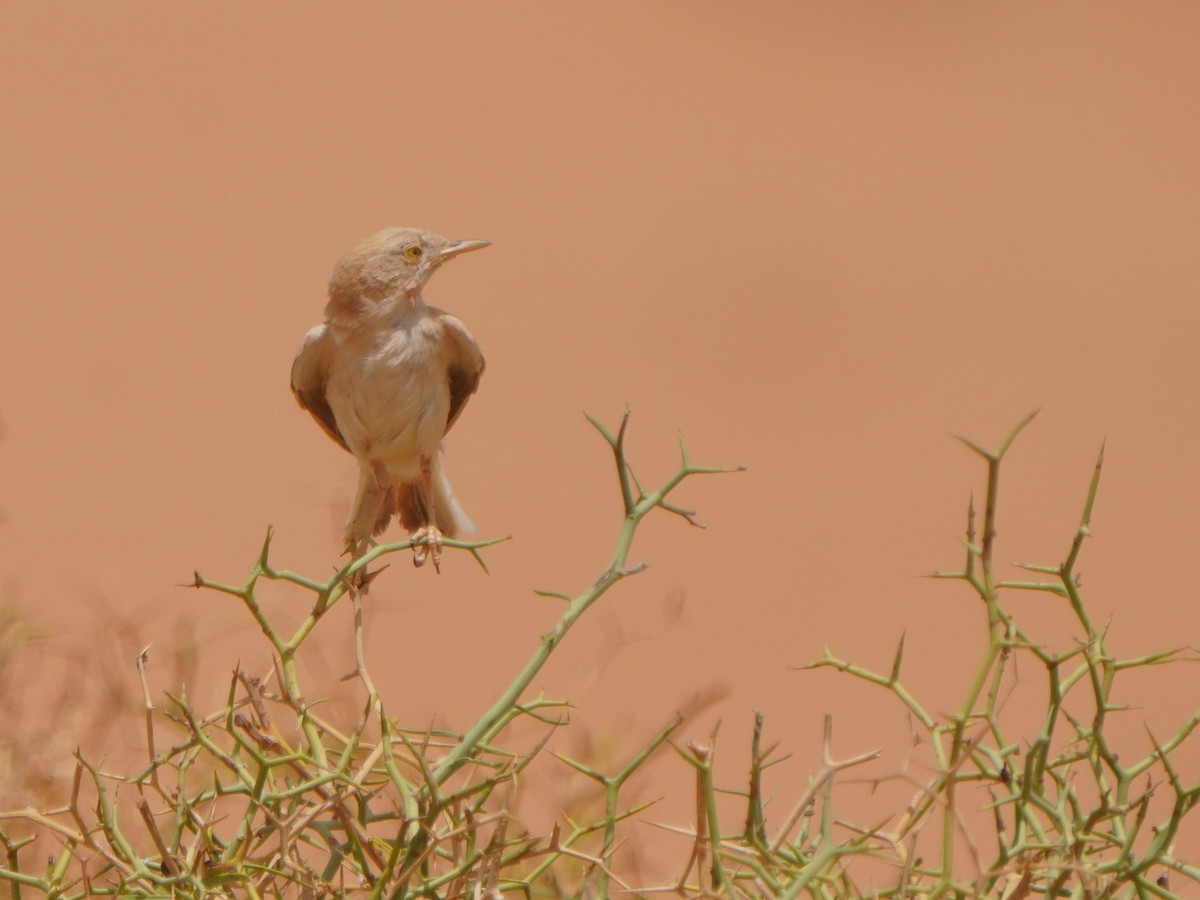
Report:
411,454,443,572
344,464,386,589
344,468,373,557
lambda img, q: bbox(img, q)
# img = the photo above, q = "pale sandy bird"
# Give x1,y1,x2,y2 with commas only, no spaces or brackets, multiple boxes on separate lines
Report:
291,227,488,570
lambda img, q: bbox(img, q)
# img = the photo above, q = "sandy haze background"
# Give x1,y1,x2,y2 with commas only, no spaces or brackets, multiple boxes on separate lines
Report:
3,1,1200,883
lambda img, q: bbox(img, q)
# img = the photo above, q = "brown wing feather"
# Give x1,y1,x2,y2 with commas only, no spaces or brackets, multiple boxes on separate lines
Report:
438,313,486,434
291,324,350,452
446,362,483,433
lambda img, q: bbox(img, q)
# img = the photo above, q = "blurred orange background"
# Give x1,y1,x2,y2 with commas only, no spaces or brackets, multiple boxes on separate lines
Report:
3,2,1200,885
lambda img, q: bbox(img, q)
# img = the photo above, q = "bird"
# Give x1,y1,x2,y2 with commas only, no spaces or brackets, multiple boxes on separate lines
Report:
291,226,488,572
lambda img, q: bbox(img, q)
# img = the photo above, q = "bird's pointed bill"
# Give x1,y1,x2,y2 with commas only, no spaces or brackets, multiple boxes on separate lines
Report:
438,239,491,260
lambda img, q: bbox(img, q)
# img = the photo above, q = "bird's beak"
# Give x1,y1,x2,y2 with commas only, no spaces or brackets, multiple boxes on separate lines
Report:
438,239,491,260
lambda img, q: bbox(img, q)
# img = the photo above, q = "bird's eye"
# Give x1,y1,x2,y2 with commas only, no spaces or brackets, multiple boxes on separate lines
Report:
404,245,424,260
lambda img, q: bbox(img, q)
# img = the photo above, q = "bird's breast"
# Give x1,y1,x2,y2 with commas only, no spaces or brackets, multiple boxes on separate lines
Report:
325,318,451,475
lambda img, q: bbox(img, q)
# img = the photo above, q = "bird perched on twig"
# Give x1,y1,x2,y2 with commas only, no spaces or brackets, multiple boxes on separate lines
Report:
291,227,488,571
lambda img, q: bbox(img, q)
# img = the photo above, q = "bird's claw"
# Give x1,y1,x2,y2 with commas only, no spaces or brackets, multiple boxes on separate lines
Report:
411,526,444,573
343,530,377,560
347,563,388,593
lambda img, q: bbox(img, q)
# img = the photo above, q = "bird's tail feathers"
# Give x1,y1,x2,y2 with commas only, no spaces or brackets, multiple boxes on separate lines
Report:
371,485,396,536
393,466,474,538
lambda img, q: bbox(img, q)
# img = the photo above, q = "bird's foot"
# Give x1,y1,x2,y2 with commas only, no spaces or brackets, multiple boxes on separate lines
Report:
342,530,384,590
347,563,388,594
410,525,444,573
342,530,377,560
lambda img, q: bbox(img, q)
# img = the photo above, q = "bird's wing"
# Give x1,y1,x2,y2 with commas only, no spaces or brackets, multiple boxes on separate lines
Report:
290,323,350,452
438,313,486,434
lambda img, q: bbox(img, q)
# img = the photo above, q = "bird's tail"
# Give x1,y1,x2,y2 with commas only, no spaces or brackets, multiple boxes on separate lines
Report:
371,485,396,537
387,464,474,538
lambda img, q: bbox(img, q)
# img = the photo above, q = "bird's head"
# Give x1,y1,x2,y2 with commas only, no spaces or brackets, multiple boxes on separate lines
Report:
327,227,489,316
